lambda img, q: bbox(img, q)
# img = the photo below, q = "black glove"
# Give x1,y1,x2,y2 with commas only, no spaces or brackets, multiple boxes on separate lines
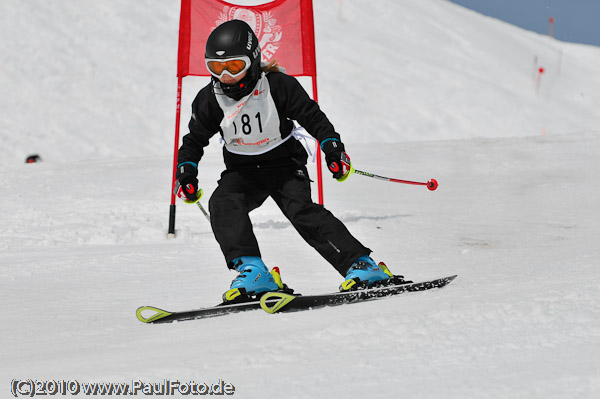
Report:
174,162,200,203
321,139,352,181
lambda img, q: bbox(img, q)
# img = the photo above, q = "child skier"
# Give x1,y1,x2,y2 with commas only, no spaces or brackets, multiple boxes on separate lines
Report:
175,20,393,301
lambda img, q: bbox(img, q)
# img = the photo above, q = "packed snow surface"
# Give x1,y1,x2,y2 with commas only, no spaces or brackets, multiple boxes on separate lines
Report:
1,0,599,398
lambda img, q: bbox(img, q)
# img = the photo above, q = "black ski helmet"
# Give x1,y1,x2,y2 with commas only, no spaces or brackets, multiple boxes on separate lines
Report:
205,20,262,99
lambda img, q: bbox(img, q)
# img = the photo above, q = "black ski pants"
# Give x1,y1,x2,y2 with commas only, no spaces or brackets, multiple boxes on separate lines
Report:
208,167,370,276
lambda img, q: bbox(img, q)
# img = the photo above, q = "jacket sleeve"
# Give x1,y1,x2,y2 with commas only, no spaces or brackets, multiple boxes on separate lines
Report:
177,85,223,166
268,73,341,144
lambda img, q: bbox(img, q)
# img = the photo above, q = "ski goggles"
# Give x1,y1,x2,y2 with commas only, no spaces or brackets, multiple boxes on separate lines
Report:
205,56,251,78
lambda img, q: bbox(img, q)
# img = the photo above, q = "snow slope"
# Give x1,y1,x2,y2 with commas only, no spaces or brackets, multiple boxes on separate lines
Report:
2,0,600,398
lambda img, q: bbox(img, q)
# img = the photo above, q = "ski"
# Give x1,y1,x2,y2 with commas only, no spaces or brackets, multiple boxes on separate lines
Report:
136,266,295,324
136,275,457,323
136,299,269,324
259,275,457,314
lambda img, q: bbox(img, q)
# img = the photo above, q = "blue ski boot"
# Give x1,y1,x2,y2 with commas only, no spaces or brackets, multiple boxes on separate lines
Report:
339,255,393,292
223,256,280,303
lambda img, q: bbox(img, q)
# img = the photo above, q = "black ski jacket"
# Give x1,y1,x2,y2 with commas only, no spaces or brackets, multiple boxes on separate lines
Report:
177,72,341,171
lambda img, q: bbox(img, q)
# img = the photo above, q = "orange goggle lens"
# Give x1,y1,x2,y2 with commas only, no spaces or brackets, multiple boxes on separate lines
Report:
206,59,248,77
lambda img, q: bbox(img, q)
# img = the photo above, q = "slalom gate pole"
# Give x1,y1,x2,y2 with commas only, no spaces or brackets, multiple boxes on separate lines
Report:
167,76,183,238
353,169,438,191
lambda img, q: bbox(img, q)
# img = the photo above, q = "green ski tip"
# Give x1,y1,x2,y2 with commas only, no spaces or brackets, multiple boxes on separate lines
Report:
136,306,173,323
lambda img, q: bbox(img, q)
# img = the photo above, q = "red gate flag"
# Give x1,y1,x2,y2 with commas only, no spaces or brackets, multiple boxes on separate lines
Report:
177,0,316,77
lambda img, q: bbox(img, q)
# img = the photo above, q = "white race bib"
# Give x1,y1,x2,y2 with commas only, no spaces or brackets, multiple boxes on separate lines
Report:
215,74,288,155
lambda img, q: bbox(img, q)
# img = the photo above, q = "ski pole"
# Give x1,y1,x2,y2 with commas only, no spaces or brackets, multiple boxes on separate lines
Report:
174,182,211,222
196,201,210,221
353,169,438,191
190,188,210,221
